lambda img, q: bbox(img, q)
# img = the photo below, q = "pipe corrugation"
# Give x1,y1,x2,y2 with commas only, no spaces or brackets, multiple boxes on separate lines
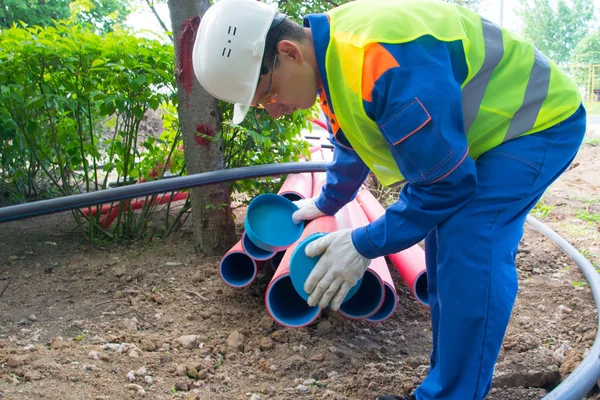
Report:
0,162,329,223
526,215,600,400
356,189,429,306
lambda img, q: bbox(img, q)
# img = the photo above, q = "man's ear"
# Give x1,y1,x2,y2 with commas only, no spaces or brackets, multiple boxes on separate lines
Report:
277,40,304,64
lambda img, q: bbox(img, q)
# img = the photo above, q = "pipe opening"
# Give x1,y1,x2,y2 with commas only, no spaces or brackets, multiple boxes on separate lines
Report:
339,270,385,319
219,252,257,288
280,193,303,202
414,271,429,306
266,274,320,328
366,284,398,323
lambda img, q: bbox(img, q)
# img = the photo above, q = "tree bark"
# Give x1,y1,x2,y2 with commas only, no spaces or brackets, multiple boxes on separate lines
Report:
167,0,237,255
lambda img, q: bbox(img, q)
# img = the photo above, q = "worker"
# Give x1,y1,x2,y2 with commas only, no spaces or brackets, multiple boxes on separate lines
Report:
192,0,586,398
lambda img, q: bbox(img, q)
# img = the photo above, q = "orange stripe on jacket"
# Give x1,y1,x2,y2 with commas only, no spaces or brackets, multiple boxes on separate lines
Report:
362,43,400,102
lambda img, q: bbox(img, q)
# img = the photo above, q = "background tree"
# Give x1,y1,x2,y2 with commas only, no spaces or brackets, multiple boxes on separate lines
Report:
516,0,594,64
166,0,237,255
0,0,131,32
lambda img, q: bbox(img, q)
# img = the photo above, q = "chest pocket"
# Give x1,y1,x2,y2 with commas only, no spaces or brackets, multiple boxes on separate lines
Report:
377,98,458,185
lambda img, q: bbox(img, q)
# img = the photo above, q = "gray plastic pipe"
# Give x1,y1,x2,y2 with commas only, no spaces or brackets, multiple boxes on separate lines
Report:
527,215,600,400
0,162,329,223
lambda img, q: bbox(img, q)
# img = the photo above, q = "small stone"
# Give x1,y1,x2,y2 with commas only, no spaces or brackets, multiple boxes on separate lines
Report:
24,370,42,381
135,366,147,377
227,330,245,352
144,375,153,385
250,395,262,400
303,379,316,386
113,266,127,278
258,316,273,330
128,350,139,358
89,351,99,360
310,353,324,362
178,335,199,350
23,344,36,352
27,314,37,322
84,364,98,371
8,255,18,263
327,371,339,379
127,370,136,382
126,384,146,396
317,320,333,333
166,262,184,267
103,343,120,352
175,381,189,392
368,381,377,390
49,337,67,349
140,339,156,352
259,337,274,351
296,384,309,392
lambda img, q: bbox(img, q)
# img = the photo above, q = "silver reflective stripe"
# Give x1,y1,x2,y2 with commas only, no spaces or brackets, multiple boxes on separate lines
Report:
504,48,551,141
462,18,504,134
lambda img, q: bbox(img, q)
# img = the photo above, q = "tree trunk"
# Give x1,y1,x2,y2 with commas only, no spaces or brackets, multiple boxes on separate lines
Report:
167,0,237,255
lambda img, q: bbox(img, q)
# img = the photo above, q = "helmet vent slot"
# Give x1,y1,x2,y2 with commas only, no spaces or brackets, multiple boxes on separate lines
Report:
222,47,232,58
228,26,237,36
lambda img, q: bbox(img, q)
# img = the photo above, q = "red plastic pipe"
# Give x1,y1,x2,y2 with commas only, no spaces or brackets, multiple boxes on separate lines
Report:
219,239,259,288
264,209,350,327
278,172,313,202
99,191,188,229
339,199,387,320
355,189,429,306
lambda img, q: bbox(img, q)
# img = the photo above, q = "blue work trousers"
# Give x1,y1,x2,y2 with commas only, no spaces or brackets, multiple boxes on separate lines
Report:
414,105,587,400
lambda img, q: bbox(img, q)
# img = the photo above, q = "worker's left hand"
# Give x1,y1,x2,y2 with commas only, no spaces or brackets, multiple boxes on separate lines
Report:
304,229,370,310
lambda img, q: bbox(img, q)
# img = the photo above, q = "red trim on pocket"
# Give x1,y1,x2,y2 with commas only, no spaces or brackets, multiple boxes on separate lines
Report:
392,98,432,145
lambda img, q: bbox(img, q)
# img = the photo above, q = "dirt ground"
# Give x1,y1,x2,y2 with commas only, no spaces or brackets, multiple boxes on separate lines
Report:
0,136,599,399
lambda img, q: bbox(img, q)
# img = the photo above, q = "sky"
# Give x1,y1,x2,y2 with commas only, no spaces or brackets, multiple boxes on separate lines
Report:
126,0,600,40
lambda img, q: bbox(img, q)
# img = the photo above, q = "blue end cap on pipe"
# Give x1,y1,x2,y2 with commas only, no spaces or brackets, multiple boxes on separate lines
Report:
242,232,275,261
366,283,398,323
244,194,304,252
265,274,321,328
289,232,362,304
219,252,257,288
338,270,385,319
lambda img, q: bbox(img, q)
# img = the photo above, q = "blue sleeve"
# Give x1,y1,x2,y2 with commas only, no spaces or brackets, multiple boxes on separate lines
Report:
315,121,370,215
351,38,478,258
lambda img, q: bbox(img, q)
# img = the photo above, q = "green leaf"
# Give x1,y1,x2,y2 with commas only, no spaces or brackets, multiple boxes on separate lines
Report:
131,75,147,91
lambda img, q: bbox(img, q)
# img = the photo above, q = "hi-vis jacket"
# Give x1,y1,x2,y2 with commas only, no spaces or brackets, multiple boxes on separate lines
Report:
304,0,581,258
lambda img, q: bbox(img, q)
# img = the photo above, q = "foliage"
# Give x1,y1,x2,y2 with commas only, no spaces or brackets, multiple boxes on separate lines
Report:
0,0,131,33
0,22,182,241
219,104,313,198
574,29,600,64
274,0,479,22
530,200,554,218
516,0,594,65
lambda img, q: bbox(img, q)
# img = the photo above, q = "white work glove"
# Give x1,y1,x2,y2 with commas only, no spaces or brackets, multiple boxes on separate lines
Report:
304,229,370,310
292,197,326,224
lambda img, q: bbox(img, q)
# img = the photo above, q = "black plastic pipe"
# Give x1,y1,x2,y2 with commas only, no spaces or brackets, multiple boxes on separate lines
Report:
0,162,328,223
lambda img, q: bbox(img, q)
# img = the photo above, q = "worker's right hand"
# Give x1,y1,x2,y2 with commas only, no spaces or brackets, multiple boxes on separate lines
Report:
292,197,326,224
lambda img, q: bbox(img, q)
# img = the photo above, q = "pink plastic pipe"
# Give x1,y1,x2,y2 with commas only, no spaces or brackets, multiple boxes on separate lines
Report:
355,189,429,306
340,199,388,320
219,239,259,288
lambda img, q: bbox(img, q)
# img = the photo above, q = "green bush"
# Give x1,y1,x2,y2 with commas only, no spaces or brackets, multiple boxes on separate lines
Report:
0,21,311,241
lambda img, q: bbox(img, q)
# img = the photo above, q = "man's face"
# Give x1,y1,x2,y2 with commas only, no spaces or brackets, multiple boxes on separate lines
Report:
251,40,319,119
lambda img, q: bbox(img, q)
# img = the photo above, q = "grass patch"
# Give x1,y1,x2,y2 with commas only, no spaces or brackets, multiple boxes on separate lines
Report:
530,200,554,218
576,210,600,223
583,137,600,147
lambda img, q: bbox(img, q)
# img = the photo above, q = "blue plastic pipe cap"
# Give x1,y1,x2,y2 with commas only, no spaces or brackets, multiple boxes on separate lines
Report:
242,231,275,261
289,232,363,305
244,193,304,252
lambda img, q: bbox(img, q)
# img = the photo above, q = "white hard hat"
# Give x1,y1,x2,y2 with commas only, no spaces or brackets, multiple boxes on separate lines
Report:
192,0,278,124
